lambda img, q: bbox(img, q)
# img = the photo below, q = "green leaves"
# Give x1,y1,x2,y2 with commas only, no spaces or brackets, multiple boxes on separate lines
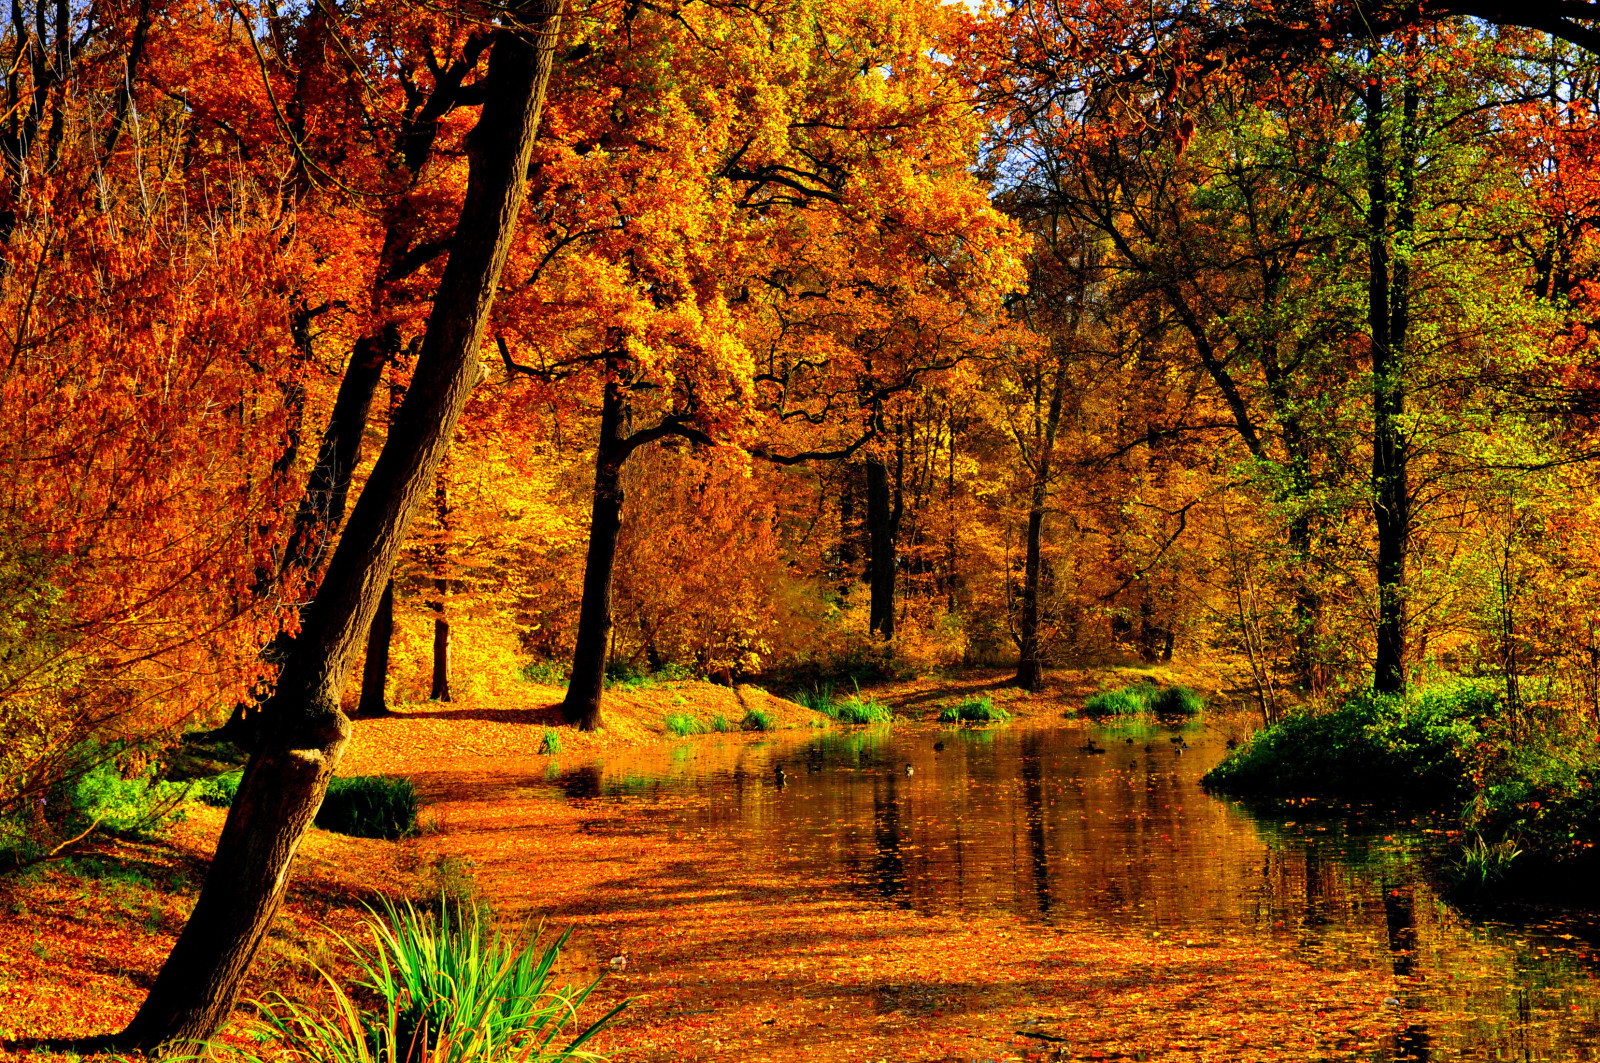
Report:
249,899,626,1063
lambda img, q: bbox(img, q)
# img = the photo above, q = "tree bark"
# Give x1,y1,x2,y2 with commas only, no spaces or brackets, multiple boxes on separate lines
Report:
865,451,902,641
219,325,398,744
117,3,562,1048
279,329,396,585
1365,61,1414,697
431,475,453,701
357,579,394,717
431,616,453,701
563,373,626,732
1014,340,1070,692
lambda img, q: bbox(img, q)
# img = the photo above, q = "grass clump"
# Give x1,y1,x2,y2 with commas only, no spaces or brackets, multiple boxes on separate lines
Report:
1443,833,1522,897
937,697,1011,725
250,898,625,1063
1149,685,1204,719
741,708,775,732
1081,684,1154,719
793,685,835,715
315,775,421,840
538,729,562,756
832,698,891,725
664,713,704,738
794,682,892,725
709,714,732,733
1202,682,1490,806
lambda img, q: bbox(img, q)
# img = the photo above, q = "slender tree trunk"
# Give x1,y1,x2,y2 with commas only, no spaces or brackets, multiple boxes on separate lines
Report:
1286,512,1324,690
563,374,626,732
838,472,856,593
357,579,394,717
1365,59,1414,697
117,6,561,1048
219,326,397,743
432,615,453,701
1014,341,1069,691
865,452,902,640
431,475,453,701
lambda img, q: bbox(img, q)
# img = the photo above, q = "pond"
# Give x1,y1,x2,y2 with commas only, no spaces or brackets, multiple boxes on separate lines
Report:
552,719,1600,1061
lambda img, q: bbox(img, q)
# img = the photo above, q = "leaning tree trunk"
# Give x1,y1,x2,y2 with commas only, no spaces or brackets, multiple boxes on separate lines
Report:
117,5,562,1049
219,327,397,744
563,374,627,732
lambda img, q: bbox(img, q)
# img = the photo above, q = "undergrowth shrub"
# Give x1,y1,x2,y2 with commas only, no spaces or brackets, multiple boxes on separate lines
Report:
1466,756,1600,876
3,741,190,869
314,776,420,840
249,899,625,1063
196,770,241,808
1203,682,1491,805
522,660,569,686
937,698,1011,724
1149,685,1204,719
607,661,697,692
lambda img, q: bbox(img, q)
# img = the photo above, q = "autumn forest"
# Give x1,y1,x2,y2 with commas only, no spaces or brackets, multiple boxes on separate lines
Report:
10,0,1600,1058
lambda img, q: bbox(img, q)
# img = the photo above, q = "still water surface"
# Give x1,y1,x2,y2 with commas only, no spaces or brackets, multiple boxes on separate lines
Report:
552,720,1600,1060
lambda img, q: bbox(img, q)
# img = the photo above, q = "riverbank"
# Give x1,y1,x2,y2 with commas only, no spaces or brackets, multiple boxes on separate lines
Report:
3,666,1415,1061
1202,681,1600,900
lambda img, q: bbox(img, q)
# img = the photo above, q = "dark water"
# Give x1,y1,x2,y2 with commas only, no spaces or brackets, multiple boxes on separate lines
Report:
553,720,1600,1060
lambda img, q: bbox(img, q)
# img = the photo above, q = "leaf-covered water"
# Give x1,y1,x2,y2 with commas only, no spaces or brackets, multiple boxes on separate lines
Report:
554,720,1600,1060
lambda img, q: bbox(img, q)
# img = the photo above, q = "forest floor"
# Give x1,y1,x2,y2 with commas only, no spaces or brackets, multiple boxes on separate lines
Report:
0,664,1402,1062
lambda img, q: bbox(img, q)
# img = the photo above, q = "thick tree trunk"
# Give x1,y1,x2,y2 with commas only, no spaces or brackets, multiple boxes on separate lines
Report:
117,6,561,1049
865,453,902,641
563,375,626,732
1365,65,1414,697
357,579,394,717
1014,341,1069,692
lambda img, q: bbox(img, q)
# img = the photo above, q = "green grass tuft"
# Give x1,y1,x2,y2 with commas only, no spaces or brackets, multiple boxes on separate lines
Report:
793,682,891,725
1443,833,1522,896
937,697,1011,724
741,708,775,731
664,713,704,737
832,698,892,725
539,729,563,756
249,898,625,1062
1081,684,1154,718
709,713,732,733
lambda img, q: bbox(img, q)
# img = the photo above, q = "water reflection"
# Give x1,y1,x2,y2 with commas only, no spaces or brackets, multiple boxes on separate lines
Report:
550,721,1600,1060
